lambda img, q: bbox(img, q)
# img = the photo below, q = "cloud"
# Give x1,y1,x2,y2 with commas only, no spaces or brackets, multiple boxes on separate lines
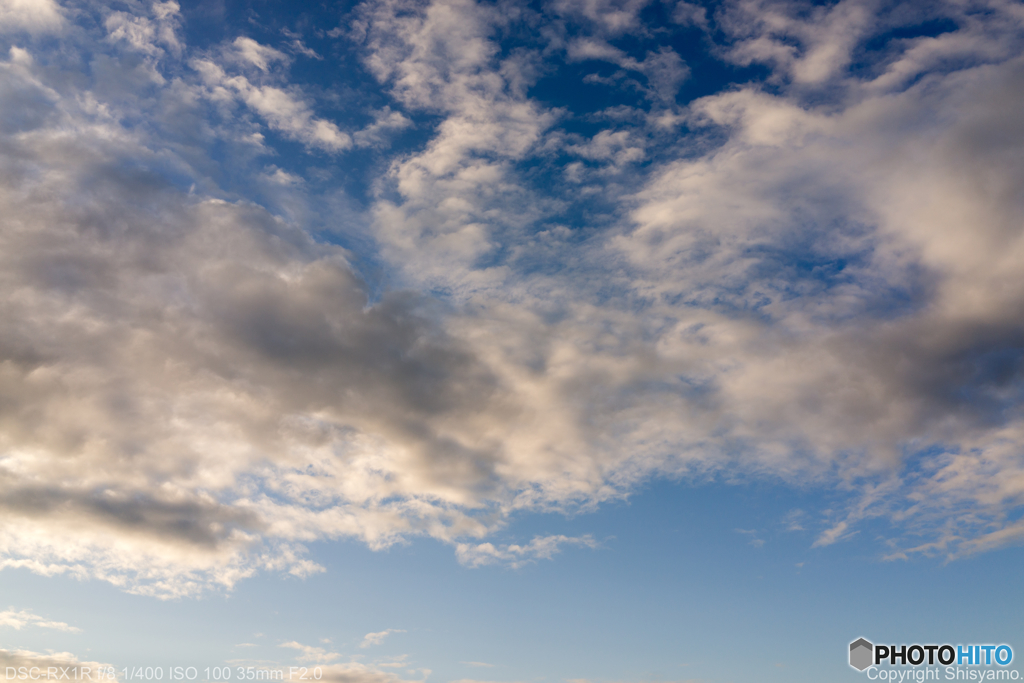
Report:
304,663,420,683
281,641,341,664
104,2,182,59
0,649,113,678
782,509,805,532
353,107,413,148
568,41,689,102
191,55,352,152
0,609,80,632
353,0,556,294
551,0,651,36
455,535,599,568
1,0,1024,600
0,39,512,593
617,38,1024,552
671,1,708,29
720,0,875,84
361,629,406,648
0,0,62,33
232,37,290,72
373,655,409,669
734,529,764,548
350,0,1024,562
568,129,644,165
718,0,1024,90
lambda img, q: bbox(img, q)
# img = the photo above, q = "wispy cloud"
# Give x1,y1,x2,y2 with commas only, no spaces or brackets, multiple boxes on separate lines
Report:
734,529,765,548
455,535,599,568
280,641,341,664
782,510,806,532
0,609,80,633
190,53,351,152
361,629,407,648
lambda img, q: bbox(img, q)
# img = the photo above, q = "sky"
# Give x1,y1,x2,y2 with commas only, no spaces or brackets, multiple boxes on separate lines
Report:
1,0,1024,680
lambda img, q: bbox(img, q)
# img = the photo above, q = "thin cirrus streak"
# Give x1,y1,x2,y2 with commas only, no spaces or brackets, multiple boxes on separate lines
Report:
0,0,1022,600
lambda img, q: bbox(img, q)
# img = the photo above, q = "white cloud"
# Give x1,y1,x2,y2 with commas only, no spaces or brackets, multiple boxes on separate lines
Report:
567,37,629,63
263,166,305,186
721,0,874,84
455,535,598,568
373,655,409,668
0,0,62,33
568,41,689,102
782,509,805,532
352,0,1024,562
192,55,352,152
568,129,644,165
288,40,322,61
233,36,290,72
0,649,113,678
735,529,764,548
104,2,182,58
617,35,1024,554
352,0,556,295
305,662,419,683
671,1,707,29
281,641,341,664
552,0,650,36
0,609,80,632
360,629,406,648
353,107,413,148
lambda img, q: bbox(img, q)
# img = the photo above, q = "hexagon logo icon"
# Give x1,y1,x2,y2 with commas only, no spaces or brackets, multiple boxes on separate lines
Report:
850,638,873,671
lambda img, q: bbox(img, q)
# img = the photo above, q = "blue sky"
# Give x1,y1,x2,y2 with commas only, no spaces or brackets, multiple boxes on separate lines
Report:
1,0,1024,680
